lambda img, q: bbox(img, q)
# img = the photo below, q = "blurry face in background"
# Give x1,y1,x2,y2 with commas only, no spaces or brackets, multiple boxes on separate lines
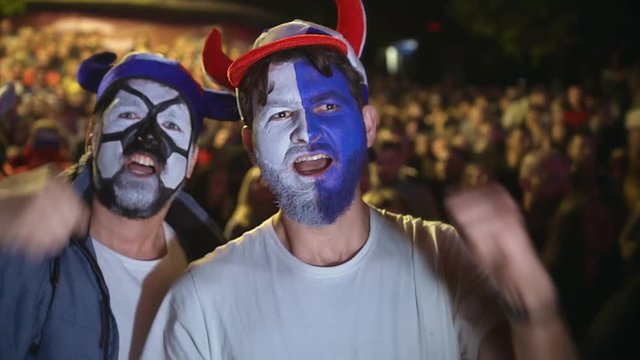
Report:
506,128,531,156
414,133,429,158
568,86,583,107
251,59,367,225
92,79,196,219
628,130,640,167
376,143,404,182
567,134,594,168
520,152,570,200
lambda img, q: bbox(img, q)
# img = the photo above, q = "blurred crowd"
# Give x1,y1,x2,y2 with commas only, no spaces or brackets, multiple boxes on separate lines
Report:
2,18,640,353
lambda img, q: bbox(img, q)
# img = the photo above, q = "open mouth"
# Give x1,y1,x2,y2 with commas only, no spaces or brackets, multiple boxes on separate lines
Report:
126,152,159,176
293,153,333,177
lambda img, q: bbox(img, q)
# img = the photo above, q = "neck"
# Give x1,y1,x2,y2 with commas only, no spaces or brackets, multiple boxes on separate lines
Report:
273,192,371,267
89,198,169,260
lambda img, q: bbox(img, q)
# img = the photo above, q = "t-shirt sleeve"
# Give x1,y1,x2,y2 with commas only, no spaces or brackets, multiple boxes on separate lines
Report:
406,216,506,360
141,271,210,360
432,223,507,359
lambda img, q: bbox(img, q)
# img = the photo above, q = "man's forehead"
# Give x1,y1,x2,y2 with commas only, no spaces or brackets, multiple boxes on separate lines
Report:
264,59,347,102
267,62,298,90
124,78,181,104
263,61,301,106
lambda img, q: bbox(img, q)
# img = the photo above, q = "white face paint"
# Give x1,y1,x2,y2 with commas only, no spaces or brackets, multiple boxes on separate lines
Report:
251,59,368,225
96,141,123,178
254,63,306,162
94,79,196,218
97,79,193,187
253,62,308,185
162,152,189,189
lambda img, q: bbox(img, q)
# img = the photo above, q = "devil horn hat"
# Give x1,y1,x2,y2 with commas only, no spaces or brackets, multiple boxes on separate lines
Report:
203,0,367,91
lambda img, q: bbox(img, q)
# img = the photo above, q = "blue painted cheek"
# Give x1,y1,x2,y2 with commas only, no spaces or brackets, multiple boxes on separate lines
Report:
293,61,368,222
293,61,366,164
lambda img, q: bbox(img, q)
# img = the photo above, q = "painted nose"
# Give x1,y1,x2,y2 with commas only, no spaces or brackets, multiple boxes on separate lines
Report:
136,129,160,147
289,111,310,144
135,118,161,147
305,113,323,146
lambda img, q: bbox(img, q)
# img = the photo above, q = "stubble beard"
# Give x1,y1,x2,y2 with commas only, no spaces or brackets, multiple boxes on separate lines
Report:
255,147,365,226
94,167,167,220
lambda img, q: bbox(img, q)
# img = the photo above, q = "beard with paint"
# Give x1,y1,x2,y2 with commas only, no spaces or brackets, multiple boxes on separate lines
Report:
257,144,366,226
253,60,367,226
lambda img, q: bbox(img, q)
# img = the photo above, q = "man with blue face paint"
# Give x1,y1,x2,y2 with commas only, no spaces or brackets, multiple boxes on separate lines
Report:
0,51,238,360
144,1,577,359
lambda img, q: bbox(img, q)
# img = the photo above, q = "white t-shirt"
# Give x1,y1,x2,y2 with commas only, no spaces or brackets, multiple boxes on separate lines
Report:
93,223,187,360
143,207,504,360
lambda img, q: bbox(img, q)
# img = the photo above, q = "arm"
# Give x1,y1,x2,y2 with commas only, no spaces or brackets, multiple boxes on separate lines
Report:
0,252,53,358
445,184,577,360
0,165,88,260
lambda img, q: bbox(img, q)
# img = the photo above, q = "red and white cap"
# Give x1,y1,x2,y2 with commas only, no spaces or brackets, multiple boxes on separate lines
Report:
202,0,367,90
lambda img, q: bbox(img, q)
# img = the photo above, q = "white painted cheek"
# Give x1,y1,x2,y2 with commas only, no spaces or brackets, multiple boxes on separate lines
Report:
157,104,192,151
254,62,307,168
102,91,148,135
255,127,289,168
161,152,187,189
102,115,139,135
97,141,123,179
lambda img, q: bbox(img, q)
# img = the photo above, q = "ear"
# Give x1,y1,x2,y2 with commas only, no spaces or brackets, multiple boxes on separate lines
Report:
362,104,378,148
241,125,257,165
186,145,200,179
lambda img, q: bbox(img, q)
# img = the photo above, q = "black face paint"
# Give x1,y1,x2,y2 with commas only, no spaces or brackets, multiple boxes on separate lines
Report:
100,85,191,165
93,84,195,219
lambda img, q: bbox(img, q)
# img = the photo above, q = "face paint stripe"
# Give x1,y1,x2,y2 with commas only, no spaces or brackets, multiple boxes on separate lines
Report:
293,61,318,145
95,79,196,219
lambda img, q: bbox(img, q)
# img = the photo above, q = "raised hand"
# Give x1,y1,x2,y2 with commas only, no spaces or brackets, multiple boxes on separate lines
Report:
0,165,89,261
445,183,577,360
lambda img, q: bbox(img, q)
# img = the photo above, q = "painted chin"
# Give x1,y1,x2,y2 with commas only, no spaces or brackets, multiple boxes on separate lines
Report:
292,153,334,178
124,151,162,178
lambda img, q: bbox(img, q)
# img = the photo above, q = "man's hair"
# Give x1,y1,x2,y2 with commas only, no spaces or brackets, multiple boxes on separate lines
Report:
237,46,365,128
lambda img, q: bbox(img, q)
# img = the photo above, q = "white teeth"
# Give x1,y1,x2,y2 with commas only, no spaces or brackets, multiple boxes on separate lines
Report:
294,154,330,164
130,154,155,167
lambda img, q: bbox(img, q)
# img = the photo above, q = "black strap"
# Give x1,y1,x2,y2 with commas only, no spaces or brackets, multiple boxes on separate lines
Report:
168,190,227,262
27,256,61,357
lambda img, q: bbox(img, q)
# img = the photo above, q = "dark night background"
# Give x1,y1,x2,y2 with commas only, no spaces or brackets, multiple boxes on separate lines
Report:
3,0,639,88
237,0,640,88
2,1,640,357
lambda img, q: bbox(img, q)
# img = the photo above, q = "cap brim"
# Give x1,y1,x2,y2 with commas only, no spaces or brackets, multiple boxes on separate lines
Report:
228,34,348,88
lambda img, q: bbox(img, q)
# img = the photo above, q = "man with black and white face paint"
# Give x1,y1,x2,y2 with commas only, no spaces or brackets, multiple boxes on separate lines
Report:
0,52,238,360
93,77,197,219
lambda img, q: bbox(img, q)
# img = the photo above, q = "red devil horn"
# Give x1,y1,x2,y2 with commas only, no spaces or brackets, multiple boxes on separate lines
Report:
202,27,234,90
335,0,366,57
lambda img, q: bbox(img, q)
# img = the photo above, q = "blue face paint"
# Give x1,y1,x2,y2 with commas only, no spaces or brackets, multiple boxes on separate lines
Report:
253,59,367,225
294,60,367,222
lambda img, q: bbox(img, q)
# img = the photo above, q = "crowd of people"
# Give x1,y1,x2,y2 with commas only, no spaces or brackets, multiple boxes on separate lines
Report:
2,16,640,356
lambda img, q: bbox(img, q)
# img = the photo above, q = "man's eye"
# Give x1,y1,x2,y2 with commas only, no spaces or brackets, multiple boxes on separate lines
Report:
317,103,339,113
118,112,140,120
269,111,292,121
162,121,182,132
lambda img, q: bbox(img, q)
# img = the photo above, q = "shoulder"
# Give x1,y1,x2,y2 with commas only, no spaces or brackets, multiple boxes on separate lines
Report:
373,207,460,248
0,249,58,290
371,206,473,275
185,218,274,286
